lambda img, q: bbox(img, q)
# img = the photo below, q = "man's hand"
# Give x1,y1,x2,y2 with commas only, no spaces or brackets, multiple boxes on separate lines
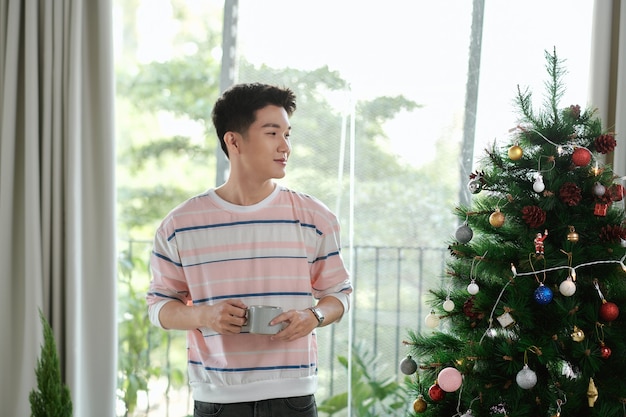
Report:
269,309,318,342
205,299,248,334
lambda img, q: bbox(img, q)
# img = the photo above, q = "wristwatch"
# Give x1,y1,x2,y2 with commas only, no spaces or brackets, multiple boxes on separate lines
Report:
308,306,325,327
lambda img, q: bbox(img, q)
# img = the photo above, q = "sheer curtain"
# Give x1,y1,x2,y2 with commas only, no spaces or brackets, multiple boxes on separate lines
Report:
0,1,116,416
590,0,626,177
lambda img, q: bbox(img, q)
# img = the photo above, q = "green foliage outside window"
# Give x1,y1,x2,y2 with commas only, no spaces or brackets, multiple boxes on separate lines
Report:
114,2,459,415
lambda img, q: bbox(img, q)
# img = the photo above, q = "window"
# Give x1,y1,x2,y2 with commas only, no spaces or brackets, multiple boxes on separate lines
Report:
113,1,592,415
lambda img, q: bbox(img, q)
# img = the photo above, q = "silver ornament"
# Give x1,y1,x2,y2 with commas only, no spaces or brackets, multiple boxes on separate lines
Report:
468,178,482,194
400,355,418,375
516,364,537,389
455,223,473,244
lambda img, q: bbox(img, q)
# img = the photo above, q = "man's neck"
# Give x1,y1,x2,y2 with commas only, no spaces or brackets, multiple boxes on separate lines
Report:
215,180,276,206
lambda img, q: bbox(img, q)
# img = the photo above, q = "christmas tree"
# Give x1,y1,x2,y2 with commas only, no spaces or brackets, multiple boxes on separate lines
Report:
402,49,626,417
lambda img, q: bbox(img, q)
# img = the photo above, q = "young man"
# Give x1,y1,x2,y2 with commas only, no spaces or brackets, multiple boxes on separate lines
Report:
147,83,352,417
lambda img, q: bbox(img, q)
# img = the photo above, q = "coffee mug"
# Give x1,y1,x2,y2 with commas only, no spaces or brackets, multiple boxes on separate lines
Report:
241,305,283,334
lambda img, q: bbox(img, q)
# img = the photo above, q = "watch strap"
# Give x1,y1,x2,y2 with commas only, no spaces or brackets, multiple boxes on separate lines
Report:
308,306,324,327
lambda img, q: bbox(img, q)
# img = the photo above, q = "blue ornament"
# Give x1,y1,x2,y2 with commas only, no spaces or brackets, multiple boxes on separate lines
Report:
534,284,553,305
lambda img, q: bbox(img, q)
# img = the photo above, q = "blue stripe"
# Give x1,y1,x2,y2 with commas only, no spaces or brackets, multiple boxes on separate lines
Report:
155,250,341,268
193,291,312,304
185,254,307,267
167,220,322,241
152,251,183,267
147,292,182,301
300,223,322,235
189,360,316,372
312,250,340,264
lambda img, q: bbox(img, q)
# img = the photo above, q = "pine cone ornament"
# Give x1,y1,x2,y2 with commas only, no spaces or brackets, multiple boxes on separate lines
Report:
599,225,626,243
559,182,582,206
463,296,481,320
594,133,617,154
521,205,546,228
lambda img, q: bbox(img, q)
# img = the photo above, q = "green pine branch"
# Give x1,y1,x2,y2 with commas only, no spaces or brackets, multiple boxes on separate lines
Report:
543,47,567,124
29,309,73,417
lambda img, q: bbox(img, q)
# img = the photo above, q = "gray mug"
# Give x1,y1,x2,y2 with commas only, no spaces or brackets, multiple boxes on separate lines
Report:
241,305,283,334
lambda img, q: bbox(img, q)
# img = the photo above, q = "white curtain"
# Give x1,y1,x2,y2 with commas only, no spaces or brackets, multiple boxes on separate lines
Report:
590,0,626,177
0,1,116,416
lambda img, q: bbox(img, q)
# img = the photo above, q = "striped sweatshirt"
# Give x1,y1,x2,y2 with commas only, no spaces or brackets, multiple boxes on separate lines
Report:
146,184,352,403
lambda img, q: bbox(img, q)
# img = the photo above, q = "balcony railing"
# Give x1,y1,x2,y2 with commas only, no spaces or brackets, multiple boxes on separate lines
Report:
117,240,448,417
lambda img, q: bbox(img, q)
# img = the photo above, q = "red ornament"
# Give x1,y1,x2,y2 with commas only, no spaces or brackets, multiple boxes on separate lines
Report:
594,203,609,216
600,343,612,359
599,300,619,322
610,184,624,202
572,147,592,167
428,383,446,401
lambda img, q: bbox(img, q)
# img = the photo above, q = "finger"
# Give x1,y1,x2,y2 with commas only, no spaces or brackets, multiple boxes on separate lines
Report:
229,299,248,309
269,312,289,326
226,302,247,318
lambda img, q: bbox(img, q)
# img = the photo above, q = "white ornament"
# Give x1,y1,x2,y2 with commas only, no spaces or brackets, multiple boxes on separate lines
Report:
497,311,516,328
461,410,474,417
443,298,455,312
592,182,606,197
533,175,545,193
425,311,440,328
559,277,576,297
467,280,479,295
516,364,537,389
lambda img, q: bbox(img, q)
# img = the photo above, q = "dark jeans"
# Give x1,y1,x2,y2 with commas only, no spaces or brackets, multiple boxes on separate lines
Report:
194,395,317,417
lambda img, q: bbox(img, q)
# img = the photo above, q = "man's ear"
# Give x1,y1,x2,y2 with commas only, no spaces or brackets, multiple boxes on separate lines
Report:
224,132,240,154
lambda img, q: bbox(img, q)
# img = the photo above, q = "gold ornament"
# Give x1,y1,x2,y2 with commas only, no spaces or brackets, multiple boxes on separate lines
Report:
489,209,505,228
571,326,585,342
508,144,523,160
567,225,579,242
412,394,427,413
587,377,598,407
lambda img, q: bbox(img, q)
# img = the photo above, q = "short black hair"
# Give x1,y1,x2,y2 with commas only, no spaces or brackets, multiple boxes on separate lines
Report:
211,83,297,158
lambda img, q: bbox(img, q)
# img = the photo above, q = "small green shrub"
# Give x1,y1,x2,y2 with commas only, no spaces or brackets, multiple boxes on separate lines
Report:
29,309,73,417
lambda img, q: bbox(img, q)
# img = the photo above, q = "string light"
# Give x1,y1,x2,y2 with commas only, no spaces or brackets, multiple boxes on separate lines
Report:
592,161,601,176
510,254,626,277
480,280,513,344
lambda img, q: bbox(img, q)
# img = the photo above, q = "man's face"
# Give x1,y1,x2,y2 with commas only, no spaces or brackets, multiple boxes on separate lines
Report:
239,105,291,180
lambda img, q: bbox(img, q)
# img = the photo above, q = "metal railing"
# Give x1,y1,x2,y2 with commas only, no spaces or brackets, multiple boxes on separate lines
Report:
117,240,448,416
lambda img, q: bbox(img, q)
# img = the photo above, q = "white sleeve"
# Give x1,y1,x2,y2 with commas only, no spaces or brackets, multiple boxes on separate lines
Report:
148,299,175,329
